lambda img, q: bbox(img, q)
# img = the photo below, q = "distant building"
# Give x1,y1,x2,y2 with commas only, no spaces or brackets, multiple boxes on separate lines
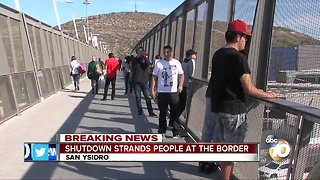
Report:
269,45,320,82
269,47,297,81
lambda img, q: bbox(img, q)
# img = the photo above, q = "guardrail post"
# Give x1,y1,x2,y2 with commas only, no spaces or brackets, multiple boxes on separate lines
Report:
228,0,236,21
288,115,304,179
201,0,213,79
8,74,20,115
248,0,276,89
21,13,43,101
178,3,187,61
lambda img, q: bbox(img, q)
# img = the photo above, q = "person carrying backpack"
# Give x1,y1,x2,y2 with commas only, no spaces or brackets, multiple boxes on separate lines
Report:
87,55,102,94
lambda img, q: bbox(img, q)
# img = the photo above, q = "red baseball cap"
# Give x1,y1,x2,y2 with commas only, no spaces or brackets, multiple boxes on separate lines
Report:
227,20,251,36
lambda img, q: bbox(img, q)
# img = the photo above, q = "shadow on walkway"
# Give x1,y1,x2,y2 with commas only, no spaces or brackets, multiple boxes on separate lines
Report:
22,76,218,179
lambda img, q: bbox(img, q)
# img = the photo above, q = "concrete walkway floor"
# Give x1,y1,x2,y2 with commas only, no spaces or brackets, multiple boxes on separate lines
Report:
0,75,220,179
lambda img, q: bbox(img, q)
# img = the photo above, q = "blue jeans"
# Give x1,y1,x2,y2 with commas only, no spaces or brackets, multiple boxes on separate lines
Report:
201,97,220,142
91,76,99,93
124,72,133,94
72,74,80,89
133,82,153,114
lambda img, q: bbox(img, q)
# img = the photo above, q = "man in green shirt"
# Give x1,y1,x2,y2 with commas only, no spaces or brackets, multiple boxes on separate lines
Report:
87,55,101,94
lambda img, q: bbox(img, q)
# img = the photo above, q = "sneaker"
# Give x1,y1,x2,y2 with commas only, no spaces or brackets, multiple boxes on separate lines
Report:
149,112,157,117
172,132,181,139
173,134,181,139
101,98,106,101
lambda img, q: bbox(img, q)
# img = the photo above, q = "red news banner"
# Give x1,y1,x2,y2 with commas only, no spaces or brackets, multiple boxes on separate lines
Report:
58,134,259,162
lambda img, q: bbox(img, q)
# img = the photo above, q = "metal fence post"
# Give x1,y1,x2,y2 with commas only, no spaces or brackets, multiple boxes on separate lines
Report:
21,13,43,100
247,0,276,89
201,0,213,80
8,74,20,115
288,115,304,179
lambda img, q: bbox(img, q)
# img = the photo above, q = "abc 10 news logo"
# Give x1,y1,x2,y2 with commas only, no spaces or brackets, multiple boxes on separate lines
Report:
265,135,291,162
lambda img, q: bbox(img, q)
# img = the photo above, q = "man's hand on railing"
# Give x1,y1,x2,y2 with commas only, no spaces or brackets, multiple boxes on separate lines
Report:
265,91,278,98
257,89,277,98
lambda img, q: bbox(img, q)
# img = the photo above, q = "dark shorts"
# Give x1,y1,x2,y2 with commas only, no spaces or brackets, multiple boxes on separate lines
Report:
216,112,247,143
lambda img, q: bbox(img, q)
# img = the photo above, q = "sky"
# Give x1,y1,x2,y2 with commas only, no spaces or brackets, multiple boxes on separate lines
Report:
0,0,185,26
0,0,319,40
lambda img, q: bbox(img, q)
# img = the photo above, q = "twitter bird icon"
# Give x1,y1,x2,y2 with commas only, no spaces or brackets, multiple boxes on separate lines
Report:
35,148,46,157
32,144,48,160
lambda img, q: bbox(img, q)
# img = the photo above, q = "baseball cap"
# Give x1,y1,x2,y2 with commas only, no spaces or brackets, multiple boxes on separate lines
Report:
186,49,197,57
227,20,251,36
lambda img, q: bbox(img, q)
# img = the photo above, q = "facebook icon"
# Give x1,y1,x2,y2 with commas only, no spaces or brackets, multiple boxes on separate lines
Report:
31,144,48,161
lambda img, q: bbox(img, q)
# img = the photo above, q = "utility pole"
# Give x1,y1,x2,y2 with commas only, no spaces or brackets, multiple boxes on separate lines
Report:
83,25,88,44
53,0,73,31
83,0,91,44
72,15,79,40
53,0,61,30
135,0,137,12
14,0,21,11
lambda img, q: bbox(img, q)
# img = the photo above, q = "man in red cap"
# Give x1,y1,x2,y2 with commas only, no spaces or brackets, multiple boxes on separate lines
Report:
199,20,277,179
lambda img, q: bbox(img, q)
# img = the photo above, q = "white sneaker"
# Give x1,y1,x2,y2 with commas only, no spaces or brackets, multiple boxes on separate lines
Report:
173,134,181,139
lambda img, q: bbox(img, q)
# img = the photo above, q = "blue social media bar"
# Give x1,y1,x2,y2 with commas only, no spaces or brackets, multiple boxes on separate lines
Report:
24,143,58,162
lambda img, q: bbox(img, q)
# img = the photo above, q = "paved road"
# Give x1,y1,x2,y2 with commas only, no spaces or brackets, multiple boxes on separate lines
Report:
0,74,220,179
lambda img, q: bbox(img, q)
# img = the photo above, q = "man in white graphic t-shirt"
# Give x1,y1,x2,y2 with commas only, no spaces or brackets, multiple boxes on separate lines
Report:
151,45,184,138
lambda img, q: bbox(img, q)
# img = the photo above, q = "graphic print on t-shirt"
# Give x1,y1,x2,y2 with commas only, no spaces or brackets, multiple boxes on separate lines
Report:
161,65,177,86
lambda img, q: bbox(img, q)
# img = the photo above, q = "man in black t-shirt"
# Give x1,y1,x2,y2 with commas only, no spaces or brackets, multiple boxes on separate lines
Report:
200,20,277,179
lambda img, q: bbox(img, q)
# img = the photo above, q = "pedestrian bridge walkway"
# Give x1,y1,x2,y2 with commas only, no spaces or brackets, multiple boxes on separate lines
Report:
0,74,218,179
1,0,320,179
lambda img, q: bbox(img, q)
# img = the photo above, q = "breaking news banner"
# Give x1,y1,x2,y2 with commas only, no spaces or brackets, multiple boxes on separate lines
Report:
59,134,162,143
24,134,259,162
24,143,57,162
59,143,259,162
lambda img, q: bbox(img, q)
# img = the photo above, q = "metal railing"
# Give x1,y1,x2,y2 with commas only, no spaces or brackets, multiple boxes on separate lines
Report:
0,3,107,124
134,0,320,178
184,78,320,179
